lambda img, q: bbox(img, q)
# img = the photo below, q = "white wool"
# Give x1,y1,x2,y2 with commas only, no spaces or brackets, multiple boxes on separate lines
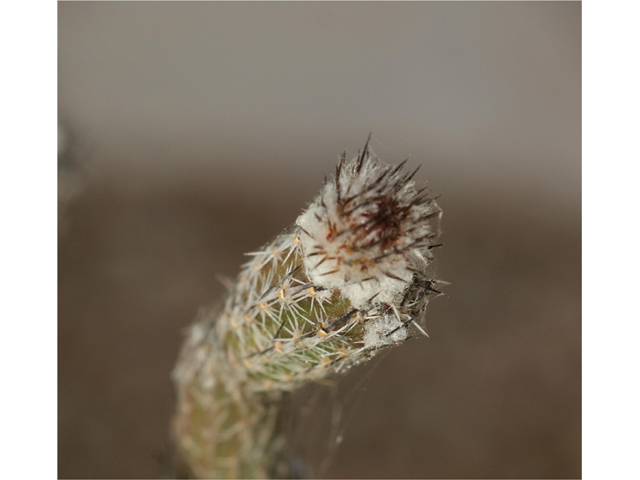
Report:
296,154,436,309
363,315,407,349
339,275,408,309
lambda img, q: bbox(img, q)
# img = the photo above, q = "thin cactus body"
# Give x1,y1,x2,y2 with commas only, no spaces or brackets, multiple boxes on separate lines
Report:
172,145,443,478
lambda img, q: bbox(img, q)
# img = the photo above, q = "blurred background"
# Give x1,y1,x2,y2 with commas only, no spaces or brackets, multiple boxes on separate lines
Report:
58,2,580,478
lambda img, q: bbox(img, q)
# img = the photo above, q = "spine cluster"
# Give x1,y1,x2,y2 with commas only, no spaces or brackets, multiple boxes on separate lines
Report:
172,142,443,479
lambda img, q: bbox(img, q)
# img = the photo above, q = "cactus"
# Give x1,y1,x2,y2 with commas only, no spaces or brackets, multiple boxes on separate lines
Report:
172,139,443,478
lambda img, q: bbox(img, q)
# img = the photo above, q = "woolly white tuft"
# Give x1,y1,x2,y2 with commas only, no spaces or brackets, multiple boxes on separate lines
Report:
296,148,440,308
363,315,408,348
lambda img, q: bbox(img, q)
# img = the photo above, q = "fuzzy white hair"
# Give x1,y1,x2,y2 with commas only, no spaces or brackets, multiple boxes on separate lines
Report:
297,146,441,309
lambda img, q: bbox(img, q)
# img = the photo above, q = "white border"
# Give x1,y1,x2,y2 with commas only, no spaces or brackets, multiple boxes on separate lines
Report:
583,0,639,478
1,0,57,478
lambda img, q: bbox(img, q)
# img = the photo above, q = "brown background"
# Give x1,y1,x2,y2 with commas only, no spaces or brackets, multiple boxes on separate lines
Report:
58,2,581,478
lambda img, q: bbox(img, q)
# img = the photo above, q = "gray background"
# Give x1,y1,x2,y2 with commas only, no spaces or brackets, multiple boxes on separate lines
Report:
58,2,581,478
